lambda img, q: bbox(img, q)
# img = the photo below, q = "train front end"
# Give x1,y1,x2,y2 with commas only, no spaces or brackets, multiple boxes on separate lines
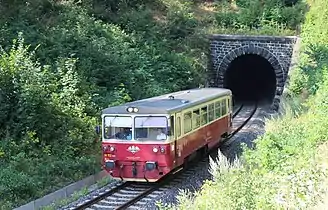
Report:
101,108,175,182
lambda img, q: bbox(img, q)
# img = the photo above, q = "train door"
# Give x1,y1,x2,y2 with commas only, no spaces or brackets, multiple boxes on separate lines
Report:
227,96,232,127
174,112,182,167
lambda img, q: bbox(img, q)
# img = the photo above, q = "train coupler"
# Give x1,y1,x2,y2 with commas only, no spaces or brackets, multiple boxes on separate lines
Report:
132,162,137,177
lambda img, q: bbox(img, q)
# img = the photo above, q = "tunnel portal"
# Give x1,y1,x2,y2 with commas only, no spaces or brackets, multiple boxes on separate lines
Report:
209,35,298,110
223,54,277,104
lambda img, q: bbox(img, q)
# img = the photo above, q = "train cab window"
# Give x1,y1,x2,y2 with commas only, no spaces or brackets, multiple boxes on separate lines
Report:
184,112,192,134
103,116,132,140
135,128,148,138
134,116,168,141
200,106,208,125
208,103,215,122
221,99,227,115
192,109,200,129
215,101,221,118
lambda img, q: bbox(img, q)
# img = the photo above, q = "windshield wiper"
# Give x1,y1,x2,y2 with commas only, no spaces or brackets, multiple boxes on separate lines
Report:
140,116,150,127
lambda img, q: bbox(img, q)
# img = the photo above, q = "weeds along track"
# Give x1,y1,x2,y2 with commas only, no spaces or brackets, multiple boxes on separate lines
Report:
68,103,257,210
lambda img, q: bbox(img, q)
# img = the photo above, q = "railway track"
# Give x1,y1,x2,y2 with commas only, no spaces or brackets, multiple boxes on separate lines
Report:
69,103,257,210
232,103,244,119
228,103,257,138
72,168,183,210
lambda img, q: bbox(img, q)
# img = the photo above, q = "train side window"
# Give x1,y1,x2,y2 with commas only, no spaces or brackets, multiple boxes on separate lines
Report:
215,101,221,118
230,97,233,111
208,103,215,122
176,116,181,137
184,112,192,134
169,116,174,136
227,98,231,112
201,106,208,125
221,99,227,115
192,109,200,129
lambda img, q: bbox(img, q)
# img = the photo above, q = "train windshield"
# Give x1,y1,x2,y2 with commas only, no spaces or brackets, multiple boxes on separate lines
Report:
134,116,168,141
103,116,133,140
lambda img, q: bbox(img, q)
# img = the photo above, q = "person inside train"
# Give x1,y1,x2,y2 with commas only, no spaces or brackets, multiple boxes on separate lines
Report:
124,128,132,140
114,128,132,140
156,128,167,140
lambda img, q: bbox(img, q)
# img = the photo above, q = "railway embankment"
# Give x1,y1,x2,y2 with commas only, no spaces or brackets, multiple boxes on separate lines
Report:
165,0,328,209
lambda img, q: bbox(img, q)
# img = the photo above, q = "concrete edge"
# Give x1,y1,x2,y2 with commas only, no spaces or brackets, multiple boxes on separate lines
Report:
276,37,302,111
209,34,299,42
14,170,108,210
281,37,302,95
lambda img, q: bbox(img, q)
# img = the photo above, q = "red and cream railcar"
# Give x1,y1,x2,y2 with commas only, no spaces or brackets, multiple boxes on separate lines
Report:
101,88,232,182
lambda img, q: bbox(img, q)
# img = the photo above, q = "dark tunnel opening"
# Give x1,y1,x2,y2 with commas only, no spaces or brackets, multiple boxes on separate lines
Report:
223,54,277,104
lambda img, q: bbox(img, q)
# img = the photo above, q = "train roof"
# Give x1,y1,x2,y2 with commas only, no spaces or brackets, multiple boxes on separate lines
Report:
102,88,232,115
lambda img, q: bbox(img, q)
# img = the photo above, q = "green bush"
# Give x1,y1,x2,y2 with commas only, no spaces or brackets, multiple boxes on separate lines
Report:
0,34,96,153
289,0,328,95
0,34,100,209
215,0,306,33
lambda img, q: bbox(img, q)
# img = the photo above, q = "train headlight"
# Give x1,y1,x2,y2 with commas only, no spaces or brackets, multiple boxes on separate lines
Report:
105,160,115,169
145,161,157,171
152,147,158,153
127,107,139,113
160,147,165,153
103,145,115,153
109,146,115,152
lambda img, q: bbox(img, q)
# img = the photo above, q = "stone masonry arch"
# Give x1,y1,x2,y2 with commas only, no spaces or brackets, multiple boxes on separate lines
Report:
216,45,284,104
208,34,298,110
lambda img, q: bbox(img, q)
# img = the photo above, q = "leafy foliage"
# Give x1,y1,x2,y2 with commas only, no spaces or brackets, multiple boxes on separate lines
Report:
289,0,328,96
214,0,306,35
0,34,100,209
0,0,307,209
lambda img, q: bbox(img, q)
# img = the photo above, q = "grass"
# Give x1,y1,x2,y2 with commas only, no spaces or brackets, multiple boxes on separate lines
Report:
311,142,328,209
41,187,89,210
41,175,113,210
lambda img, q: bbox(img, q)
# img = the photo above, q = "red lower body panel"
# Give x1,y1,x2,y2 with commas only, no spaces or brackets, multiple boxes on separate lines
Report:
105,160,172,182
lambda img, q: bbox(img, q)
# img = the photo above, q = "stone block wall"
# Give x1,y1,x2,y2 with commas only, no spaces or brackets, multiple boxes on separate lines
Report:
208,34,298,109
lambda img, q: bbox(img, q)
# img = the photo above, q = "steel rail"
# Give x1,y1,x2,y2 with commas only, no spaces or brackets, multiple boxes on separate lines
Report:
232,104,244,119
115,185,158,210
222,102,258,145
73,181,131,210
115,167,184,210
